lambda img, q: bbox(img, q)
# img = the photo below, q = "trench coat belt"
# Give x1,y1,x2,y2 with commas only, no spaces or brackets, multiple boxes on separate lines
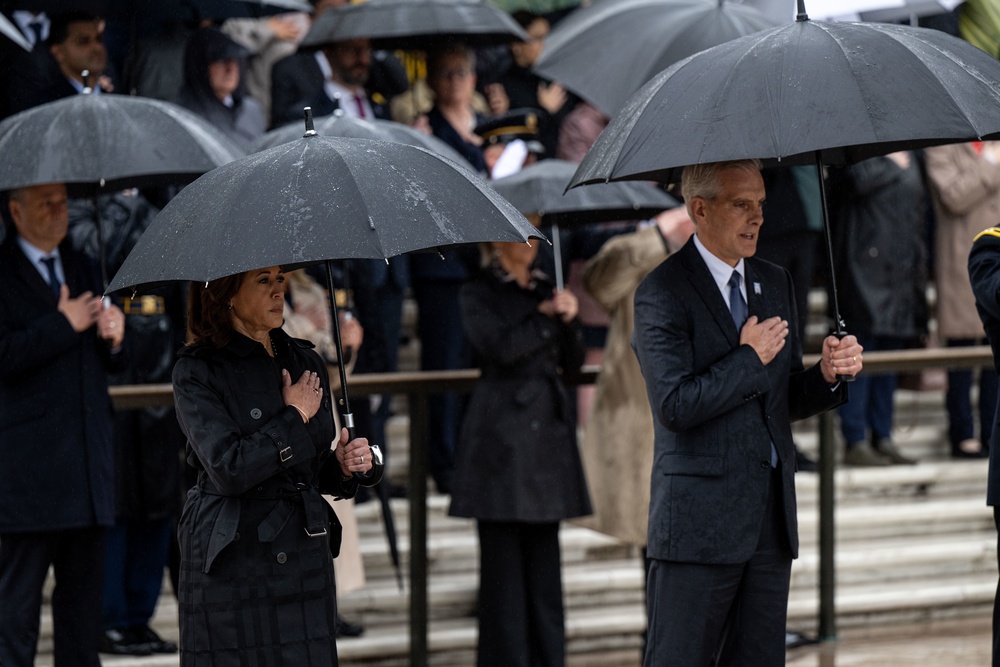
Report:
201,481,329,541
255,483,329,541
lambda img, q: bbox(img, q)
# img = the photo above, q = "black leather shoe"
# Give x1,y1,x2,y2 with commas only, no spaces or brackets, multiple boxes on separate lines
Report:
951,438,990,459
99,629,152,656
337,614,365,638
130,626,178,654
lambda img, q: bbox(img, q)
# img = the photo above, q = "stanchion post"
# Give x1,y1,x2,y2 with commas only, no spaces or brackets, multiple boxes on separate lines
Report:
818,410,837,640
408,391,429,665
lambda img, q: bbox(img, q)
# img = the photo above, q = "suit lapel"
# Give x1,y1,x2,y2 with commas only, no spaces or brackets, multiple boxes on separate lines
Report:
6,239,58,305
680,242,740,347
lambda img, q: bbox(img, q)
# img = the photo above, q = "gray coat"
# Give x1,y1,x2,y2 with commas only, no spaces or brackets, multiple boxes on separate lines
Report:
173,329,356,667
633,240,845,564
448,266,592,523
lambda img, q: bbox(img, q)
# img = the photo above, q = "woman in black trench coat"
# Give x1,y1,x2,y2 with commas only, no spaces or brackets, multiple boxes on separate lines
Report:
172,265,373,667
449,236,593,667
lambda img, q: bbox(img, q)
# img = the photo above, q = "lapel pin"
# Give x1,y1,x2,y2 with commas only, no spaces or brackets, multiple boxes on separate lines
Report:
753,282,761,296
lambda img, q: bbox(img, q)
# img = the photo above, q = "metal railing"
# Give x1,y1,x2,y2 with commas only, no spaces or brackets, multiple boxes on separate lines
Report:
109,345,995,664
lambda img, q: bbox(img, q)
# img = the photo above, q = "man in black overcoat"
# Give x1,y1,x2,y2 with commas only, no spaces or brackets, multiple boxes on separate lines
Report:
0,182,126,667
633,160,862,666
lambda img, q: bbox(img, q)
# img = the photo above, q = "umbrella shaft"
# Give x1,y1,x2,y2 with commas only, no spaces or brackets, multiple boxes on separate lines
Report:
815,154,843,335
325,260,353,428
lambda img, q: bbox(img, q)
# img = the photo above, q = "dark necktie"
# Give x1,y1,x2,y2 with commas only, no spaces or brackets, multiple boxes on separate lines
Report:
353,94,367,119
28,21,43,47
730,269,777,466
40,256,61,299
728,270,747,331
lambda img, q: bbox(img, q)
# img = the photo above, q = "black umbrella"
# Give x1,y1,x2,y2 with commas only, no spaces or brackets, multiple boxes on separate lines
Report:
570,2,1000,345
533,0,778,117
492,159,678,287
254,111,467,164
14,0,312,19
0,93,243,286
299,0,530,51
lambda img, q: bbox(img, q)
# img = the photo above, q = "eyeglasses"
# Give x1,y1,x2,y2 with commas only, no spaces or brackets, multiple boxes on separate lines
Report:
334,45,371,58
436,68,473,80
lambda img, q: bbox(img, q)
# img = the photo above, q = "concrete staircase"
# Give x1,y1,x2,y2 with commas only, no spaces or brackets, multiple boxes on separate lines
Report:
34,383,997,666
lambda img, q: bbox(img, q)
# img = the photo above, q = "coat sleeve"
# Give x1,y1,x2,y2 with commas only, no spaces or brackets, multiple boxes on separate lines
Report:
583,226,669,312
925,145,1000,217
172,355,314,496
632,271,771,433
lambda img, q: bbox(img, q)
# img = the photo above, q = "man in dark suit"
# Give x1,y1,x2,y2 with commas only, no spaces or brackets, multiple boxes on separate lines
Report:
0,182,126,667
967,225,1000,667
633,160,862,665
269,30,406,128
0,8,47,120
8,11,115,116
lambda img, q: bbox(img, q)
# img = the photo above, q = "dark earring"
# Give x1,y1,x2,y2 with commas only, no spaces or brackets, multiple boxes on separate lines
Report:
228,303,233,310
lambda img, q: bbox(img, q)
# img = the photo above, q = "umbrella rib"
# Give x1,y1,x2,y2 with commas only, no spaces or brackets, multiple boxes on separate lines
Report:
324,146,390,260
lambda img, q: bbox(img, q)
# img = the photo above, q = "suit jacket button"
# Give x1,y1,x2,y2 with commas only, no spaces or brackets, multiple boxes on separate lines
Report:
760,461,770,469
276,552,287,564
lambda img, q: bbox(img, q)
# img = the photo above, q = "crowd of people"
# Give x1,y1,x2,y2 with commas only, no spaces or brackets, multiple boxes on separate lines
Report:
1,2,999,667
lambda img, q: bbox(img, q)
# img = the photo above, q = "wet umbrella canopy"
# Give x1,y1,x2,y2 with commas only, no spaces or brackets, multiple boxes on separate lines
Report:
0,94,243,193
254,112,467,164
492,159,678,225
300,0,529,50
108,132,539,293
15,0,313,20
570,11,1000,186
534,0,777,117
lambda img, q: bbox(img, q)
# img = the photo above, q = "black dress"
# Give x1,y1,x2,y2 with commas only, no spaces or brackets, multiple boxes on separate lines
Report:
172,329,356,667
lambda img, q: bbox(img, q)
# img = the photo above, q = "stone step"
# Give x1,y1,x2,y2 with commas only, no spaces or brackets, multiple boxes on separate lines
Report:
787,571,995,630
354,512,634,579
798,497,993,545
794,459,989,508
337,557,644,626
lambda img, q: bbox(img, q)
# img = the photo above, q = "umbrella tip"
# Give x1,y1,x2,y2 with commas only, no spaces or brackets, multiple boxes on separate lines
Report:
796,0,809,21
81,69,93,94
303,107,318,137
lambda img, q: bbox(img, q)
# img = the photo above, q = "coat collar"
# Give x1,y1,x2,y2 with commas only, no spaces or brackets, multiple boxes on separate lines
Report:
678,238,769,346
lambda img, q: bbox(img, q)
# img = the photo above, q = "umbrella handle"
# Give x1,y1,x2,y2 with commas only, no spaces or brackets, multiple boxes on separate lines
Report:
324,260,386,486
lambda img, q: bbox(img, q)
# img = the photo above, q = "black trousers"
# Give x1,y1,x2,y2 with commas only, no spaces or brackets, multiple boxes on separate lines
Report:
644,467,792,667
476,520,564,667
0,527,106,667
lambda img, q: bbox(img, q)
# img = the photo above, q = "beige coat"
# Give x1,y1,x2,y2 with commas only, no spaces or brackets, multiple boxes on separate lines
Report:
925,143,1000,339
576,226,670,546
